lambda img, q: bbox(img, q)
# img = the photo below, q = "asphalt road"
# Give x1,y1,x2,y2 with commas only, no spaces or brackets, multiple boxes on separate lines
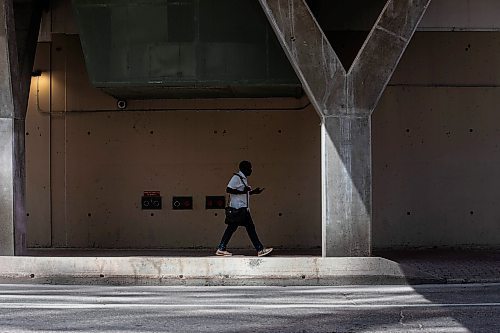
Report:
0,283,498,332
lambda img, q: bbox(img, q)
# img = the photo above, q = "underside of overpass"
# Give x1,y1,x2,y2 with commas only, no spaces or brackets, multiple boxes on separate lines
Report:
2,0,500,256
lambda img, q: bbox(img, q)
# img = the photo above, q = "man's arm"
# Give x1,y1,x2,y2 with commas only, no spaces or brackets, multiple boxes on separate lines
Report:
226,186,250,195
250,187,265,195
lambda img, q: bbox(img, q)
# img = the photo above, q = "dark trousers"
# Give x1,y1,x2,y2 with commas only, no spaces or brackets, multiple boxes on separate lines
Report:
218,211,263,251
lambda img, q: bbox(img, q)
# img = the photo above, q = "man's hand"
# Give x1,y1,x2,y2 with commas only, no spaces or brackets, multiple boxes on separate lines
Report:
250,187,265,195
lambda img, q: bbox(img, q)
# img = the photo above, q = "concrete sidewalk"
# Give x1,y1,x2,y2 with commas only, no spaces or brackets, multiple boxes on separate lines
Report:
0,248,497,286
378,249,500,284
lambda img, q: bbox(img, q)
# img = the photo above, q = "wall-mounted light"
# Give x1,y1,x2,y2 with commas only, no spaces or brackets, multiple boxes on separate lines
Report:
31,70,42,77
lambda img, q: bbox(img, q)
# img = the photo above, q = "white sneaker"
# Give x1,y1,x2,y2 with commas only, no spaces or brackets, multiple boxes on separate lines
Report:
216,249,232,256
257,248,273,257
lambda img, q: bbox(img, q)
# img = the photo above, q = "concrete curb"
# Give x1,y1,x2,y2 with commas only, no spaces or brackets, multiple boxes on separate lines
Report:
445,278,500,284
0,256,442,286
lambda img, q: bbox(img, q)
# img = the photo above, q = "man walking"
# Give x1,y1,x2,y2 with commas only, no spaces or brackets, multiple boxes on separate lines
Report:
216,161,273,257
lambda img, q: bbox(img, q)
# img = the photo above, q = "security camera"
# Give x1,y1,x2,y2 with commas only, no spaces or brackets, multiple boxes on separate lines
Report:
117,99,127,110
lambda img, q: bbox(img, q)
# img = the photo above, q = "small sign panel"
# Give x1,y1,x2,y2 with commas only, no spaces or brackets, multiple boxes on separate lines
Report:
144,191,161,197
142,191,162,210
206,196,225,209
172,196,193,210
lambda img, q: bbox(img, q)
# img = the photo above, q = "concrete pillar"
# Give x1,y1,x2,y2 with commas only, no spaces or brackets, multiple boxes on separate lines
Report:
0,0,42,255
322,115,372,256
259,0,431,256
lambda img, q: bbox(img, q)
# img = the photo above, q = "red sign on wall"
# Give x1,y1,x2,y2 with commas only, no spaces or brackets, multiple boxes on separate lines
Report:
144,191,161,197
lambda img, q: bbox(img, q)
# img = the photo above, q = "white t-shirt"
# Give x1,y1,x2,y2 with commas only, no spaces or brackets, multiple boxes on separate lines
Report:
227,171,250,209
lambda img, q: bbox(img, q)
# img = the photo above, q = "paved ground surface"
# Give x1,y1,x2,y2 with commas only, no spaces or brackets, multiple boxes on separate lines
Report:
377,249,500,284
0,283,498,332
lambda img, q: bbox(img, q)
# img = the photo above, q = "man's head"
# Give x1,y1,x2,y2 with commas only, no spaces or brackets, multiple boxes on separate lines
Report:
239,160,252,177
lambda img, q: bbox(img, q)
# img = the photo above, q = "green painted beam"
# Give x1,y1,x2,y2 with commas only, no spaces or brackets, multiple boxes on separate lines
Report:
72,0,301,99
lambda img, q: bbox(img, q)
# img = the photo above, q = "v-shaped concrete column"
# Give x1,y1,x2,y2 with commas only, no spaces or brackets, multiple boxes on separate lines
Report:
259,0,431,256
0,0,43,255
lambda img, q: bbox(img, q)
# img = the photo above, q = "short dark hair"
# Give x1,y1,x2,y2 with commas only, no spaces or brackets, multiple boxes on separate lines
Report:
239,160,251,170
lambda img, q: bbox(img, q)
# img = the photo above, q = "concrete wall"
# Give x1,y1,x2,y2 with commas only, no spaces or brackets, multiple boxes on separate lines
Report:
373,32,500,248
420,0,500,31
25,34,321,249
24,2,500,250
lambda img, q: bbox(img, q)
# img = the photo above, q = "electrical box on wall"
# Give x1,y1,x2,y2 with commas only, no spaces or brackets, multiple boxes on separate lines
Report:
142,191,162,210
206,196,225,209
172,196,193,210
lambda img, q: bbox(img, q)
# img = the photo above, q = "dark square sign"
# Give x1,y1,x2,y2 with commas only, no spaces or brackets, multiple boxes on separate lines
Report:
172,196,193,210
206,196,225,209
142,191,162,210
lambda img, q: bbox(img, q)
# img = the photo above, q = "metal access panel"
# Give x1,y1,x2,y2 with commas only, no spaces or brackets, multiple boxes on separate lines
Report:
205,196,225,209
141,191,162,210
172,196,193,210
72,0,301,99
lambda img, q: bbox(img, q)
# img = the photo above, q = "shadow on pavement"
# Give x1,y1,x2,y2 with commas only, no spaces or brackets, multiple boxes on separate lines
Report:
376,248,500,333
376,248,500,284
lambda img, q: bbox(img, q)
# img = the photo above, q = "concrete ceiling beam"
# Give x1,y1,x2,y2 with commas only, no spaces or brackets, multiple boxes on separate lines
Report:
349,0,432,114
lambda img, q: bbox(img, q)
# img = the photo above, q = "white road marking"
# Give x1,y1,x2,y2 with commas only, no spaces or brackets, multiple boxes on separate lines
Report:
0,302,498,310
